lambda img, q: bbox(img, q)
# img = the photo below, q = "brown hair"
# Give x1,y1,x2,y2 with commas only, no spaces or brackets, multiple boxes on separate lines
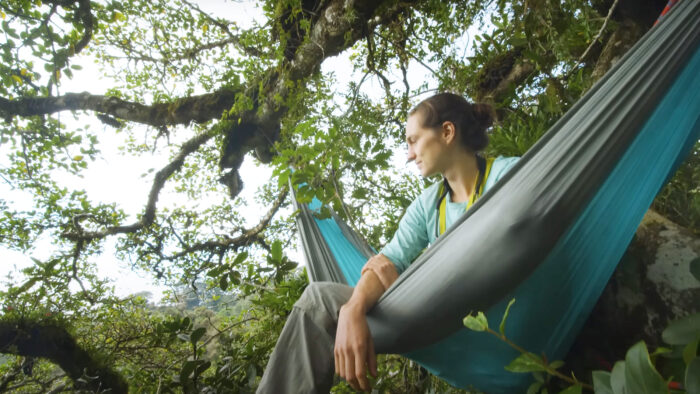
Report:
409,93,493,152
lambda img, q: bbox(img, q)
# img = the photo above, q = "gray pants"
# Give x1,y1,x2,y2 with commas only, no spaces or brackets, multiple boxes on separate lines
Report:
257,282,354,394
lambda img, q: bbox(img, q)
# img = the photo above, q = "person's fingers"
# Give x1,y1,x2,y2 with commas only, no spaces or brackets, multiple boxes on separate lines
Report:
367,339,377,378
337,348,345,381
345,352,359,391
355,346,369,391
334,346,339,375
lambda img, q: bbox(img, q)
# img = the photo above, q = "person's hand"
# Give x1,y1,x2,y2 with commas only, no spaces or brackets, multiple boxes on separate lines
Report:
361,254,398,291
334,302,377,391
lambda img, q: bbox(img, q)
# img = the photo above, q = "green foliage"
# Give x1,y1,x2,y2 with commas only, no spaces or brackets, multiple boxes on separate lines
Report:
500,297,516,336
465,305,700,394
663,313,700,346
463,311,489,332
653,144,700,234
1,0,697,391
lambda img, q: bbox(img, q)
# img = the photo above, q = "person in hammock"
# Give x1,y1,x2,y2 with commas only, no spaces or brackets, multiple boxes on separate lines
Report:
258,93,519,393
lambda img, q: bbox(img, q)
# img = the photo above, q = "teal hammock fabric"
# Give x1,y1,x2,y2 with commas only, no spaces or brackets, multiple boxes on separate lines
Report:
293,2,700,392
307,199,366,285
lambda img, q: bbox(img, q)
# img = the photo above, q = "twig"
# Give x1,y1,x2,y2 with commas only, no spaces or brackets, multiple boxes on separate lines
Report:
484,327,593,391
61,129,215,241
567,0,619,78
181,0,238,40
342,71,371,118
163,187,288,260
70,240,96,304
331,172,359,233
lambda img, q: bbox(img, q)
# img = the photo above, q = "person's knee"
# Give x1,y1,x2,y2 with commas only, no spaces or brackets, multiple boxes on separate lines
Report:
295,282,339,310
294,282,352,329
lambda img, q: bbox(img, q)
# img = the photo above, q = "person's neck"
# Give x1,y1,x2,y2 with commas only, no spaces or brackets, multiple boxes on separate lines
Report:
442,151,479,203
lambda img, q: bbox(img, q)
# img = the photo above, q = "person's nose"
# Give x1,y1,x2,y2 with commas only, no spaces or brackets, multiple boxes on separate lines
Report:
407,145,416,162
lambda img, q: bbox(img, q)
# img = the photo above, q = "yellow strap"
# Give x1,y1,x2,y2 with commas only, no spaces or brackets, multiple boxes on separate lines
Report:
439,185,447,235
439,157,495,236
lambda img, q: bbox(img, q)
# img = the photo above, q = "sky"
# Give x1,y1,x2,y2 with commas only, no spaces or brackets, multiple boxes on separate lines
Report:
0,0,475,302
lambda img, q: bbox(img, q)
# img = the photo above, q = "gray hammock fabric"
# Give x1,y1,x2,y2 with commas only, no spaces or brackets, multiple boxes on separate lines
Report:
292,1,700,391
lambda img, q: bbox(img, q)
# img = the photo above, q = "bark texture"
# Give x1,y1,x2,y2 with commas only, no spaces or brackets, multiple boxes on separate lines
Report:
568,210,700,371
0,320,128,393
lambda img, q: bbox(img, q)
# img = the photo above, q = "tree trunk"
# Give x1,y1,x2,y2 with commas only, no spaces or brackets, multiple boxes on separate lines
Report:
568,209,700,372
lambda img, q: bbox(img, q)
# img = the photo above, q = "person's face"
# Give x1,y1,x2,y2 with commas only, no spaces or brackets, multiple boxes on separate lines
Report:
405,113,452,177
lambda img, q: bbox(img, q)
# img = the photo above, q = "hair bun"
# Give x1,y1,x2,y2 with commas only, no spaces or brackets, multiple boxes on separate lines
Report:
471,103,495,130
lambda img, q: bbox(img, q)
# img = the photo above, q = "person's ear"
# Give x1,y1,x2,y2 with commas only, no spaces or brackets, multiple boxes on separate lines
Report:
441,121,456,144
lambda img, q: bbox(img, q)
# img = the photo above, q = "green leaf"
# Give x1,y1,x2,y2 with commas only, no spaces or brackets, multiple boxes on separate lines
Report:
504,352,548,373
624,341,667,394
610,361,626,394
649,346,673,358
558,385,582,394
690,257,700,281
271,240,282,262
683,338,699,365
463,311,488,332
592,371,614,394
219,276,228,291
500,298,516,335
195,360,211,376
686,357,700,394
663,313,700,345
233,251,248,266
527,381,543,394
206,265,224,277
190,327,206,345
180,360,197,382
549,360,564,370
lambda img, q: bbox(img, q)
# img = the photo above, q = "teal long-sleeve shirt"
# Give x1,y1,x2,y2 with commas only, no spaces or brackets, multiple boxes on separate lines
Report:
380,156,519,274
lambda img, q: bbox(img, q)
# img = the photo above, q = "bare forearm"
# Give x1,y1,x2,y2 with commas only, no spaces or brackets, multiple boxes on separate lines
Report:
346,253,399,312
343,270,386,313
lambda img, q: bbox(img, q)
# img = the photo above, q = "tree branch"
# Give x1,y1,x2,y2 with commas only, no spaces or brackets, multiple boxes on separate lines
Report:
72,0,94,55
0,320,128,393
474,47,536,111
62,130,215,242
218,0,418,169
567,0,620,79
0,362,22,392
0,88,240,126
165,187,289,260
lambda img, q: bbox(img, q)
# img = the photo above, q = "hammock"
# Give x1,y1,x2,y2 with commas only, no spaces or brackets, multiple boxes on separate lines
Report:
292,1,700,392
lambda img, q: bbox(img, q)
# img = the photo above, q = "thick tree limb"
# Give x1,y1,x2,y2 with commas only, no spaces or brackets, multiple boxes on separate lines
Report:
473,47,536,108
0,363,22,392
591,0,667,29
4,0,413,178
218,0,418,174
0,320,128,393
0,88,239,126
591,18,645,81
